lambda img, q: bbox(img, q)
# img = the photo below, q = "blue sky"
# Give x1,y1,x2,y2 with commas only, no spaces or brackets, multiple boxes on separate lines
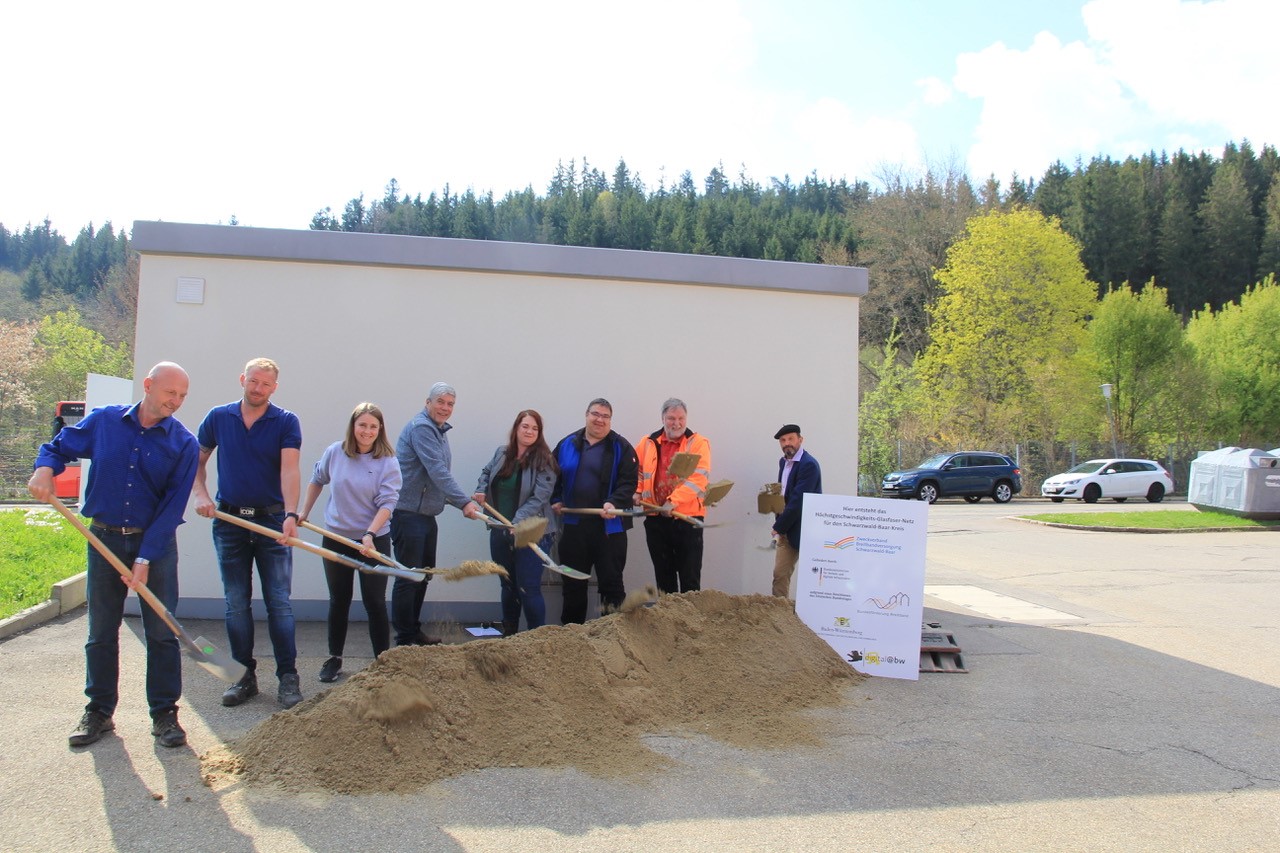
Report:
2,0,1275,235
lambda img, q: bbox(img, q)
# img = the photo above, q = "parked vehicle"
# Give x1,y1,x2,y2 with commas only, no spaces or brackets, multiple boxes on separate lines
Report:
1040,458,1174,503
881,452,1023,504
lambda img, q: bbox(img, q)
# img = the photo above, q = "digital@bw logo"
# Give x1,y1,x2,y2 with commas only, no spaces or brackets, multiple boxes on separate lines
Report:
846,649,907,666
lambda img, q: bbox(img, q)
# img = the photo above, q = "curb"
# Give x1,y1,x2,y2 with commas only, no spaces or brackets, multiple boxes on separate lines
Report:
0,572,87,641
1012,517,1280,534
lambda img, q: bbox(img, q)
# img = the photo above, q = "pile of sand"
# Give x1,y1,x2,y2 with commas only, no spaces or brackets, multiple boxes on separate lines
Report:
201,591,863,794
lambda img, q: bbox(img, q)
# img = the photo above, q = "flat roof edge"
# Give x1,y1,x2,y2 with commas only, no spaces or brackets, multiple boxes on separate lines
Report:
131,221,868,296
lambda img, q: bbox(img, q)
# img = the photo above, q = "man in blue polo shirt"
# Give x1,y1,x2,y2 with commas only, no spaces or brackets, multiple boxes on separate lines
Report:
192,357,304,708
29,362,199,748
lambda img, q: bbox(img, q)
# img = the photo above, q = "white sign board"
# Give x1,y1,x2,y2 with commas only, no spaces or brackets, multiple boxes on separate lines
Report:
795,494,928,680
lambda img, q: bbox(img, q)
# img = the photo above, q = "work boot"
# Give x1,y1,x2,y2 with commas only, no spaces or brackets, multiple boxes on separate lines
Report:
151,709,187,748
221,671,258,707
318,656,342,683
68,710,114,747
501,621,519,637
278,673,303,708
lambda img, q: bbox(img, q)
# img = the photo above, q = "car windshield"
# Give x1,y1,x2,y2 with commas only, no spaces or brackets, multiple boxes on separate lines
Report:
915,453,952,470
1065,461,1109,474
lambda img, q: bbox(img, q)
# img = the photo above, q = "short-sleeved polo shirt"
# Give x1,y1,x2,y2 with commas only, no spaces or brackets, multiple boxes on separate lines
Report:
197,401,302,507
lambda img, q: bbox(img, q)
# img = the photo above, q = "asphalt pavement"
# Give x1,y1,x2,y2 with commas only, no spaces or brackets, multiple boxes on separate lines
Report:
1,498,1277,852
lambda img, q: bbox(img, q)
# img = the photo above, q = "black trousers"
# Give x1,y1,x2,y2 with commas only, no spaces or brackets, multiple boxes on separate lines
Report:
644,515,704,594
321,533,391,658
389,510,438,644
558,517,627,623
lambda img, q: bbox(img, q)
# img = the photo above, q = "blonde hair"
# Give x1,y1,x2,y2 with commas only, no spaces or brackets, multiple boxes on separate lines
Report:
243,357,280,377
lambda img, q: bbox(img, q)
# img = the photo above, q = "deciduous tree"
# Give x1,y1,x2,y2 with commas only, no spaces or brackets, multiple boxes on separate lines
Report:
1186,275,1280,446
913,208,1096,447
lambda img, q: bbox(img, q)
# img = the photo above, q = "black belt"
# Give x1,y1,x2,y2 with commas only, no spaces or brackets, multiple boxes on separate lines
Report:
218,501,285,518
92,523,144,536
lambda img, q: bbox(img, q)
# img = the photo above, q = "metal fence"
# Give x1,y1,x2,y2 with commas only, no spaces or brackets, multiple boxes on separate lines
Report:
0,427,47,500
859,437,1280,498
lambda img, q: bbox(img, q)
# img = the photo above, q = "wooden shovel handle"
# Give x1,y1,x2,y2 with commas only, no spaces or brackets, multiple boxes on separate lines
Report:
48,496,192,645
215,510,421,579
299,519,403,570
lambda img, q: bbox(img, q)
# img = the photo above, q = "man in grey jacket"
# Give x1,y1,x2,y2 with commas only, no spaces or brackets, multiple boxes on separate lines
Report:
390,382,482,645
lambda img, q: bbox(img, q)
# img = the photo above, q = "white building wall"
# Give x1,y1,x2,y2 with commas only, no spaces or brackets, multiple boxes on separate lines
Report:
132,223,865,620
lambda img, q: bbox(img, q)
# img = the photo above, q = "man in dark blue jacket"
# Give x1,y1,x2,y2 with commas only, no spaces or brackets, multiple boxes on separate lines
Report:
771,424,822,598
550,398,638,623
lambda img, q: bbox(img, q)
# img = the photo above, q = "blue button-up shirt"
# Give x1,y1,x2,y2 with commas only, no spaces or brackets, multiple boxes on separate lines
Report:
35,403,200,562
196,400,302,507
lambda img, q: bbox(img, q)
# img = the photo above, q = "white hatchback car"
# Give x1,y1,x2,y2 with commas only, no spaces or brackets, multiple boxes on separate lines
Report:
1041,458,1174,503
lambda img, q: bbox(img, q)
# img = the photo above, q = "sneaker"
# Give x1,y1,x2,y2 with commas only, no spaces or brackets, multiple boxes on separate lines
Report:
221,671,258,707
318,656,342,683
151,710,187,748
68,710,114,747
278,673,303,708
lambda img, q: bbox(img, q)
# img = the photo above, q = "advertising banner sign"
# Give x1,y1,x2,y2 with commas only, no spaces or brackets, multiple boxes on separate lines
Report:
795,494,927,680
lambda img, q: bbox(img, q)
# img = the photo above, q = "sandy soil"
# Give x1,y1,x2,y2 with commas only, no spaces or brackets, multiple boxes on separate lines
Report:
201,590,862,794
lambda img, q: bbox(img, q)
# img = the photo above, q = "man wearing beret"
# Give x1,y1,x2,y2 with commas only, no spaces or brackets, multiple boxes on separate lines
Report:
770,424,822,598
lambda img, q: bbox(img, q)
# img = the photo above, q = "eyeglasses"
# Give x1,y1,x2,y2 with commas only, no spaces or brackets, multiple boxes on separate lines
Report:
587,411,612,421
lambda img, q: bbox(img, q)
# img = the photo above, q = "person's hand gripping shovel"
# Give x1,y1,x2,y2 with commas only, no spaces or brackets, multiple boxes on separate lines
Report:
48,495,246,684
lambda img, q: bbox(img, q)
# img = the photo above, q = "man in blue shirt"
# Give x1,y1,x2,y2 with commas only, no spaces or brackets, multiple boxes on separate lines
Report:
29,362,199,749
192,357,304,708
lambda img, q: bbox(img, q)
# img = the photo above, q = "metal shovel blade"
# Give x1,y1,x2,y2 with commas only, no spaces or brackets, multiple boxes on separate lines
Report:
189,635,247,683
545,563,591,581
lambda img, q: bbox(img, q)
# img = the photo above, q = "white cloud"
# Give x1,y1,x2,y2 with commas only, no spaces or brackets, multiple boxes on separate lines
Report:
792,99,921,182
953,0,1280,182
917,77,952,107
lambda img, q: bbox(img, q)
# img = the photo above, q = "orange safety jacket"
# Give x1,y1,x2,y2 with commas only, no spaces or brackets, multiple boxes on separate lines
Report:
635,429,711,517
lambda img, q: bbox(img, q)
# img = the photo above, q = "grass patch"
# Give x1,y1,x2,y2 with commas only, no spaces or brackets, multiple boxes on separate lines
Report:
0,508,85,620
1020,509,1280,530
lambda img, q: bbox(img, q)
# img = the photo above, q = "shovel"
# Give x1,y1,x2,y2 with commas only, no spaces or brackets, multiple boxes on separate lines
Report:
473,513,550,549
481,502,590,581
297,518,507,580
48,496,246,684
639,500,725,529
214,510,426,582
559,506,646,518
703,479,735,507
298,519,420,573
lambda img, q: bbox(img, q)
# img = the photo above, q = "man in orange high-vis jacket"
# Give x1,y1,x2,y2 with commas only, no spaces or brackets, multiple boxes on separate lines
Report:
635,398,711,594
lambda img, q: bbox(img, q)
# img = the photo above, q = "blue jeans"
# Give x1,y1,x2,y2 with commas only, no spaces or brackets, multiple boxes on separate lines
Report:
85,527,181,719
213,514,297,677
491,528,549,631
390,509,437,644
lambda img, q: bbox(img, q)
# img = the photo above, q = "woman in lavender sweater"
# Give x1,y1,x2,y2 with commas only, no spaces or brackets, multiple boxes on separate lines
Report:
299,402,401,683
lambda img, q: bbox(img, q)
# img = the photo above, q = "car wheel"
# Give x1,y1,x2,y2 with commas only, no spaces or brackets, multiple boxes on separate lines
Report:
1049,497,1064,503
1113,497,1127,503
917,482,939,503
1146,483,1165,503
992,481,1013,503
964,495,982,504
1083,484,1101,504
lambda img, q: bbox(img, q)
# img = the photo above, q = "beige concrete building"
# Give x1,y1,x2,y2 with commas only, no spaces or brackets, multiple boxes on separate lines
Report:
131,221,867,621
